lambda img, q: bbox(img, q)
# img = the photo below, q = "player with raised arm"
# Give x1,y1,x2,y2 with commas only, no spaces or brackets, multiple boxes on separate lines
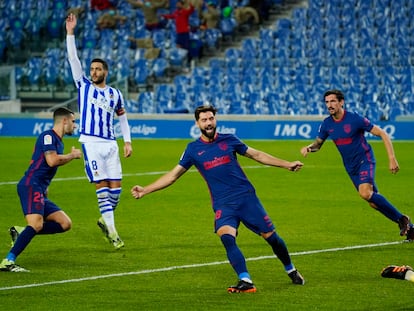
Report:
131,105,305,292
301,89,414,240
66,13,133,249
0,108,81,272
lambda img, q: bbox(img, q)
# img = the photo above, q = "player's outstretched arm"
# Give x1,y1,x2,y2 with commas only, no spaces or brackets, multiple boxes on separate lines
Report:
300,137,325,157
244,147,303,172
131,165,187,199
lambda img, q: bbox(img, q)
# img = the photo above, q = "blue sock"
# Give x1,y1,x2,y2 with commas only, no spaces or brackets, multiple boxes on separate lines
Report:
7,226,36,261
368,192,403,222
38,222,64,234
220,234,249,279
239,272,252,282
265,232,294,272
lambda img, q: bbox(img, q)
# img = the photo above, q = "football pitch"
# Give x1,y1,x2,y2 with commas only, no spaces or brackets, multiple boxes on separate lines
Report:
0,137,413,310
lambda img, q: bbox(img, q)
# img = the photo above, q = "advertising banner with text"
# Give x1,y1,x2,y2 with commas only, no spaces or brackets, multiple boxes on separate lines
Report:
1,117,413,140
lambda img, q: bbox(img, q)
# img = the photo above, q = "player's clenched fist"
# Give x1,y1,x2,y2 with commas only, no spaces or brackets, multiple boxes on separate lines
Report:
131,185,145,199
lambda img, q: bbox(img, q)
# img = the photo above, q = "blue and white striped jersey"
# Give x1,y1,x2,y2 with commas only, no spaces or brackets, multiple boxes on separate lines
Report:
75,76,125,140
66,34,126,141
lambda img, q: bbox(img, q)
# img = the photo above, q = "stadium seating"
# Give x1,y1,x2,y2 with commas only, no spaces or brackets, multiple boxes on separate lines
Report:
1,0,413,119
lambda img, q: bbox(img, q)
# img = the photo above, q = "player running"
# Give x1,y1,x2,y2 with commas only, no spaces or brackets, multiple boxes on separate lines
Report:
301,89,414,240
131,105,305,292
0,108,81,272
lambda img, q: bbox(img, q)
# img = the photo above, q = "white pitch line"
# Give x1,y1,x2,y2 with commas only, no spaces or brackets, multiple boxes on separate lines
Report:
0,240,405,291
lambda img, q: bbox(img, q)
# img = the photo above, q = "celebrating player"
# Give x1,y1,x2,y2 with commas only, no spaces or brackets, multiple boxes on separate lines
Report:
0,108,81,272
300,89,414,239
66,13,133,249
131,105,305,293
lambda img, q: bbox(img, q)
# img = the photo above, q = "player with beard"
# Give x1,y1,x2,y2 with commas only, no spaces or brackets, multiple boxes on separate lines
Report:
66,13,133,249
300,89,414,240
131,105,305,292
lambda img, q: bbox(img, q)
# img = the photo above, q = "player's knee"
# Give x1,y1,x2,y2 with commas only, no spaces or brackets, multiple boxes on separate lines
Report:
60,218,72,231
359,190,372,201
29,221,44,233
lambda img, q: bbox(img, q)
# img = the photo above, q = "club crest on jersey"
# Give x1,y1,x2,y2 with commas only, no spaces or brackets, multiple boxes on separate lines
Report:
218,142,228,151
343,124,351,134
43,134,52,145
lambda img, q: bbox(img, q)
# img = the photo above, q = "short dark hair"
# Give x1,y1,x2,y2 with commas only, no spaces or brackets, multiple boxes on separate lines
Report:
53,107,74,121
91,58,109,71
194,105,217,120
324,89,344,101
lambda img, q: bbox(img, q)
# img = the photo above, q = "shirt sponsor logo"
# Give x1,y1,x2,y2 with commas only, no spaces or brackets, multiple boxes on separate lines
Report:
203,155,231,170
334,137,352,145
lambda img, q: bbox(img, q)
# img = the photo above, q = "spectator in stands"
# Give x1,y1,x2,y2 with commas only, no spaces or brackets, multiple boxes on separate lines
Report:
234,4,260,27
127,0,169,31
67,7,85,18
128,37,161,59
91,0,116,11
97,12,127,29
91,0,127,30
162,0,195,66
200,1,221,29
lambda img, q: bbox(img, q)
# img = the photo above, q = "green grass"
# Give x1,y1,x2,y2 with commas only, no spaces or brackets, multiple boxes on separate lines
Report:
0,138,413,310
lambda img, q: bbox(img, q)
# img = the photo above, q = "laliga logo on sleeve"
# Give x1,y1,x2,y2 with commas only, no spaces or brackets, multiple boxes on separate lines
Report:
190,125,200,139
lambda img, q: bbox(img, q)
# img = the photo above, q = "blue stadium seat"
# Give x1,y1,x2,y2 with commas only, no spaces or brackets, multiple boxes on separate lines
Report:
219,17,237,43
151,29,168,49
25,57,43,89
124,99,140,113
137,92,155,113
134,59,150,87
169,47,188,67
202,28,221,53
152,57,170,81
7,17,25,47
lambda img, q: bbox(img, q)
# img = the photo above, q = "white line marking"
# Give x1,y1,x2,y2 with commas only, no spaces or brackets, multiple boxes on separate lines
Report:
0,240,405,291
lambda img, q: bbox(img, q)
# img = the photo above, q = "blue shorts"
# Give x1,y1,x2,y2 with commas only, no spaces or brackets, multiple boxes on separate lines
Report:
214,192,275,235
17,183,61,217
348,161,378,192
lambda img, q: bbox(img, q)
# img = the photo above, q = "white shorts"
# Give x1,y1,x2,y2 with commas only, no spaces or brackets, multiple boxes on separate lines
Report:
82,140,122,183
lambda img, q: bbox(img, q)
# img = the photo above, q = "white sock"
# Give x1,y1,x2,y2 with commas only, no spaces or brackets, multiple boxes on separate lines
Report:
97,187,117,234
405,270,414,282
102,211,116,235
